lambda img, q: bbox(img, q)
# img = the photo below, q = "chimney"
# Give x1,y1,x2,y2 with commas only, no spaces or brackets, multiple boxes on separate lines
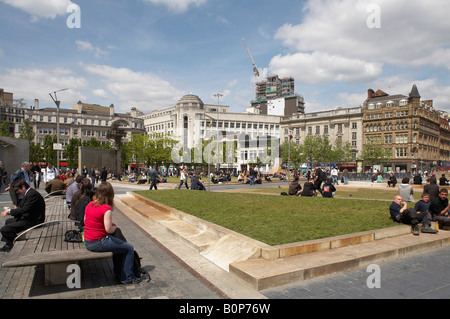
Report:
367,89,375,99
34,99,39,110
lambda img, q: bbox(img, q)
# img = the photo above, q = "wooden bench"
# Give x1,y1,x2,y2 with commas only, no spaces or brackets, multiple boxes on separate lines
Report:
1,196,112,286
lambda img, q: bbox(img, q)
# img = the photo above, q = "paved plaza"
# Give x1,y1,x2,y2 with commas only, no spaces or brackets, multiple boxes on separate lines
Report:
0,180,450,302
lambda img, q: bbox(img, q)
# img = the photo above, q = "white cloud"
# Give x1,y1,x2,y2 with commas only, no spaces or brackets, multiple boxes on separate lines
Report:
270,52,383,85
76,40,108,59
0,0,74,21
92,89,112,100
270,0,450,82
79,63,185,112
0,67,88,106
142,0,207,13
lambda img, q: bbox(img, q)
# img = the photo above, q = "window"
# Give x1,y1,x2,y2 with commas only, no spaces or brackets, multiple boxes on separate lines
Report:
324,125,328,134
316,126,320,135
385,135,393,144
396,148,408,157
352,132,357,140
352,123,357,129
395,134,408,144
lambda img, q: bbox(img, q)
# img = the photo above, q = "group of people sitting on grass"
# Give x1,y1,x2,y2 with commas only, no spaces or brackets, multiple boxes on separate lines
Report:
390,174,450,236
286,176,336,198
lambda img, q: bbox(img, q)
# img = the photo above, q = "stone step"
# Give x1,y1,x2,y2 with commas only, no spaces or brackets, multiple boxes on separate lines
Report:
118,195,218,253
229,228,450,291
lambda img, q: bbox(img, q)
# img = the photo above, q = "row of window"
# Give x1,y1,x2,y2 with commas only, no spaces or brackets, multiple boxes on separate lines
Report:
37,127,107,138
286,123,358,137
365,121,420,132
366,110,410,120
35,116,112,126
367,100,408,109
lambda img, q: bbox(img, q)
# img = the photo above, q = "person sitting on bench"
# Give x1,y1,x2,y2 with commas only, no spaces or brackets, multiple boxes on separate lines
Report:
0,180,46,252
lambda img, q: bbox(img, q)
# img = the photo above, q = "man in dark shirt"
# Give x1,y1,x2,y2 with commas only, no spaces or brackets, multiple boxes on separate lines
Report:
429,188,450,228
288,176,302,196
389,194,437,235
0,180,46,251
424,177,439,202
301,178,317,197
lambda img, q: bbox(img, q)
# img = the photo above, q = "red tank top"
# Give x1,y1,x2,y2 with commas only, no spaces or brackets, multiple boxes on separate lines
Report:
84,201,112,241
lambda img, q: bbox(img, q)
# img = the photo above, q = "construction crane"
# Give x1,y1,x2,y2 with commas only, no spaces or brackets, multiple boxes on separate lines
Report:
242,38,260,78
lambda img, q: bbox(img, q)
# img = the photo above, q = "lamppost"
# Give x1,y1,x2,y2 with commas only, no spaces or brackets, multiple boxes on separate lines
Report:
203,113,216,191
213,93,223,174
49,88,68,171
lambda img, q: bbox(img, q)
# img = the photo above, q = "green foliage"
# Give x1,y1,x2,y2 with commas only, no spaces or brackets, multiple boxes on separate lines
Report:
135,190,395,245
0,120,13,137
361,141,392,166
124,133,178,167
18,120,35,142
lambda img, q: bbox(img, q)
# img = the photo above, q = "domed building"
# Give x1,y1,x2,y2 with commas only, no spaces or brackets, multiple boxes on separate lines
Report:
140,94,283,173
175,94,204,110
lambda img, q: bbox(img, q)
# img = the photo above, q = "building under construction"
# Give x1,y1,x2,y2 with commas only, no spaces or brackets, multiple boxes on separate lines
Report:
250,75,305,117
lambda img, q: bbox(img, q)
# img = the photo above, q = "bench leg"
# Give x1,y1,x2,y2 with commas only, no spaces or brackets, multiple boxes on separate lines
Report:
45,262,77,286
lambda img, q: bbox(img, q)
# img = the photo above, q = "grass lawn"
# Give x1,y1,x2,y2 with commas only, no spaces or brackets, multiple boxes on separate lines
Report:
238,185,402,201
134,189,399,246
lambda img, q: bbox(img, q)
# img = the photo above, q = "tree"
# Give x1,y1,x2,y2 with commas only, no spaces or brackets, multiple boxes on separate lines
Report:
0,120,13,137
331,138,354,164
124,133,179,168
29,142,43,163
19,119,35,142
43,135,57,165
361,141,392,167
107,120,127,150
65,138,80,168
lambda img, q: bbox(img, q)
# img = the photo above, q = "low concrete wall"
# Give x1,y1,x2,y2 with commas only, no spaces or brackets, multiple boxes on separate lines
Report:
0,137,29,178
78,147,121,174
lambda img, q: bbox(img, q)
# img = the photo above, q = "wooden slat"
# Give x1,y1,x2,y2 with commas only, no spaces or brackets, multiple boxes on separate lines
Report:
1,196,112,269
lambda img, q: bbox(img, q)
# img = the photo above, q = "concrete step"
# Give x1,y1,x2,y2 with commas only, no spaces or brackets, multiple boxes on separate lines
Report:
117,194,267,270
117,192,450,291
118,195,218,253
229,228,450,291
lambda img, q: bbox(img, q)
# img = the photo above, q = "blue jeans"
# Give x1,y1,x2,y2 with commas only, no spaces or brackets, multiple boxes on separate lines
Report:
84,235,135,283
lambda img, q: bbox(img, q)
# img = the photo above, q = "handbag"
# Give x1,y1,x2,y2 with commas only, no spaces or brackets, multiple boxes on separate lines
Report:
64,229,83,243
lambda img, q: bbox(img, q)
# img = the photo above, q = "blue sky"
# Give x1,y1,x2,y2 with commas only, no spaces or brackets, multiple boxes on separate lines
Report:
1,0,450,115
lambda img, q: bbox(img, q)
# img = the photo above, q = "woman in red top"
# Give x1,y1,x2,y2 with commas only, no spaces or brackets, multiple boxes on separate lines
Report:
83,182,139,284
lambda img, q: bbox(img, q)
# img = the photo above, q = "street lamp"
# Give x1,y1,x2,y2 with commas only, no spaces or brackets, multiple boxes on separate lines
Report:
213,93,223,174
203,113,216,191
49,88,68,171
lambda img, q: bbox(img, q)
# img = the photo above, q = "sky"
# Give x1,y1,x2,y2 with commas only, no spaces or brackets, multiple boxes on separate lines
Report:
1,0,450,115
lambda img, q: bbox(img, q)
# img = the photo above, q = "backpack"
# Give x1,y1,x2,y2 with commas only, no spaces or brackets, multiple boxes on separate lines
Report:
132,250,151,282
319,169,327,182
110,228,151,283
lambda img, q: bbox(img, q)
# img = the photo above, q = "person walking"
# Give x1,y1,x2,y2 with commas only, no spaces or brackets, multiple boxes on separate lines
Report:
5,161,32,206
178,167,189,189
149,166,158,190
30,162,41,189
90,165,96,187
